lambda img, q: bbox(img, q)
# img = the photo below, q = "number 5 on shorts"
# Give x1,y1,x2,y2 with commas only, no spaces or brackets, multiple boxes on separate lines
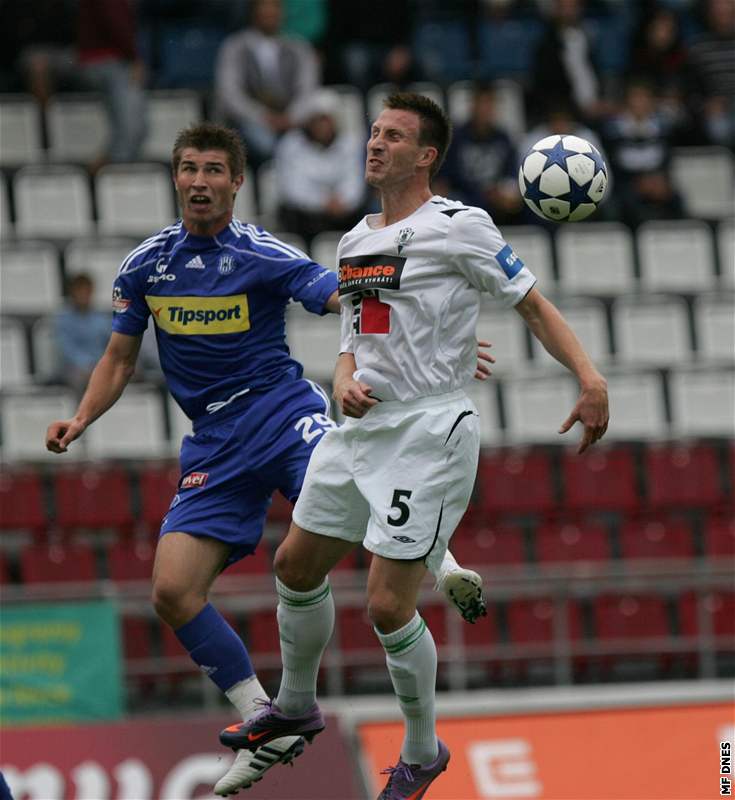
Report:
387,489,412,527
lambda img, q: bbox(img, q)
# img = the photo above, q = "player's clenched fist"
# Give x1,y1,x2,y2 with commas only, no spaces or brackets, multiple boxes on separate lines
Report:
333,379,377,419
46,418,86,453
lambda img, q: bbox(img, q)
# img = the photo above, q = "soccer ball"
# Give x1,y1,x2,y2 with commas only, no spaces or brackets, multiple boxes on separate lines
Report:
518,135,608,222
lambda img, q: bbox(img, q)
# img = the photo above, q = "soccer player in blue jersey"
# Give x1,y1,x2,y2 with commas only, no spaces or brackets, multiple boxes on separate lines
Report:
45,122,488,795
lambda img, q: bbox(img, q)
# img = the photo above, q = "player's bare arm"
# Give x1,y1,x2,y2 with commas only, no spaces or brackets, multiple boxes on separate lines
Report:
45,332,142,453
514,286,608,453
332,352,377,418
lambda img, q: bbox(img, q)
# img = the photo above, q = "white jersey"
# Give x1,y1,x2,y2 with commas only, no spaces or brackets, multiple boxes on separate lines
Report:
337,195,537,401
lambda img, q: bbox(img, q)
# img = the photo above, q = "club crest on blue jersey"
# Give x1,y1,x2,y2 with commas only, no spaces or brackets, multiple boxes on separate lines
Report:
218,254,236,275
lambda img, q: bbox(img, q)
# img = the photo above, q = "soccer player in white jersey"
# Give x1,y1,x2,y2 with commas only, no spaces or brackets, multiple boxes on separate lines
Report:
220,94,609,798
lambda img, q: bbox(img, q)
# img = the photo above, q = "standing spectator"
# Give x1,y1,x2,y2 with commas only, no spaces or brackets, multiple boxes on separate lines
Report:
441,83,521,225
275,89,365,246
685,0,735,147
602,78,684,227
214,0,320,165
54,273,111,393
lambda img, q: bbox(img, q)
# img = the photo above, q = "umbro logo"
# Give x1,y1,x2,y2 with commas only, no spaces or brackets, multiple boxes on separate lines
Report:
185,255,206,269
392,535,416,543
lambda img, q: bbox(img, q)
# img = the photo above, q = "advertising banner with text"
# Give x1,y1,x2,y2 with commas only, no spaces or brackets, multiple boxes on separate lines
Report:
359,701,734,799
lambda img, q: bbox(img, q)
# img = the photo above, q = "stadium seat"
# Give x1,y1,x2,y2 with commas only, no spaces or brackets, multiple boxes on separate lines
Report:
0,319,31,388
138,461,180,531
461,602,500,648
255,161,278,226
556,223,636,295
506,597,584,643
450,521,526,567
29,316,61,385
96,163,175,237
669,366,735,438
19,541,98,583
121,616,154,662
463,381,502,447
637,220,717,293
446,79,526,138
475,304,530,373
310,231,345,269
644,444,724,509
223,544,273,577
0,468,46,532
717,219,733,286
85,387,168,459
477,449,556,515
477,19,545,81
531,298,610,368
705,514,735,558
705,592,735,638
414,23,473,86
245,609,280,654
502,374,578,444
671,146,735,220
420,604,449,648
693,294,735,362
560,445,639,512
142,89,203,161
0,240,62,315
612,295,692,366
154,23,227,89
233,167,258,224
53,465,134,530
46,94,107,163
0,171,12,236
0,94,43,166
337,606,383,653
328,84,368,140
0,391,79,461
592,594,670,640
535,520,612,565
286,305,342,384
502,225,555,293
14,165,94,239
603,370,668,441
107,537,156,582
619,517,695,561
64,237,138,308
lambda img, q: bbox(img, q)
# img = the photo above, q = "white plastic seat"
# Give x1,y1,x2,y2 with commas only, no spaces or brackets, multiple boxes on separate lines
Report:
638,220,716,293
718,219,734,287
669,366,735,438
286,305,341,382
96,163,175,236
233,167,258,225
603,370,668,441
0,241,62,314
612,295,692,366
85,387,168,458
0,390,80,461
46,93,108,163
64,237,138,307
0,94,43,166
329,84,367,139
446,79,526,137
476,303,530,373
14,165,94,238
0,320,31,388
30,316,60,384
671,146,735,220
143,89,203,161
310,230,345,269
256,161,278,227
167,393,192,451
503,225,555,292
463,380,502,447
693,294,735,361
270,232,309,257
502,374,578,443
532,299,610,367
0,172,11,239
556,223,636,296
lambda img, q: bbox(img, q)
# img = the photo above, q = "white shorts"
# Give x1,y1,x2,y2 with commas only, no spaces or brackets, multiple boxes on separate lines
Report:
292,390,480,574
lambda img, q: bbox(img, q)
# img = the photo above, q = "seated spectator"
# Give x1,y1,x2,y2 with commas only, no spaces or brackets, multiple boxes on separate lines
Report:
214,0,320,166
440,83,522,225
602,78,684,228
274,89,365,246
685,0,735,147
54,273,111,393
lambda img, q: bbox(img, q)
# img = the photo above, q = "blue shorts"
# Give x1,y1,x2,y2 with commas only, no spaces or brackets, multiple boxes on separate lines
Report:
160,379,336,568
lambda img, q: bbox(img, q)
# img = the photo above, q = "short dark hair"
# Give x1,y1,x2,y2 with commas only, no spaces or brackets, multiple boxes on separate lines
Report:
67,272,93,292
172,122,246,178
383,92,453,178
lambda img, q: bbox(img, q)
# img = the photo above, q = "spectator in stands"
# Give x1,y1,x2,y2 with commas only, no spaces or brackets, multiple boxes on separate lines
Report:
275,89,365,246
440,83,522,225
602,78,684,228
214,0,320,165
685,0,735,147
54,273,111,393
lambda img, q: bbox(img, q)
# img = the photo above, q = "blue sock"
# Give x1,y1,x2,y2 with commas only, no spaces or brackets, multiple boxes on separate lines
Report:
174,603,254,692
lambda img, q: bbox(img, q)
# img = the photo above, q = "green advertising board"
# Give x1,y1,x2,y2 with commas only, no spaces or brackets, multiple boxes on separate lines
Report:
0,600,122,725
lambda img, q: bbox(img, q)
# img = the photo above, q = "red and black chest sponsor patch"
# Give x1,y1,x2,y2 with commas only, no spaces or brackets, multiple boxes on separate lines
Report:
338,255,406,295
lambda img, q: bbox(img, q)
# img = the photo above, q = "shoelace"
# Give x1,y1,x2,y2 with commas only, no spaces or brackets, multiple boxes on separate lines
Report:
251,697,277,722
380,761,415,785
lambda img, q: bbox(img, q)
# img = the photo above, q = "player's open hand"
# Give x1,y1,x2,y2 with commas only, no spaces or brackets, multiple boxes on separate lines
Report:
46,418,86,453
474,339,495,380
559,378,609,454
334,379,378,419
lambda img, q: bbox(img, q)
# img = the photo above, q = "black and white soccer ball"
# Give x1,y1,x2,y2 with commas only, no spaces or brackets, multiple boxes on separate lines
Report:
518,135,608,222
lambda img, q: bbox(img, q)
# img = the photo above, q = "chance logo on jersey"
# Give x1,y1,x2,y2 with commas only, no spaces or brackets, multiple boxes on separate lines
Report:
338,255,406,295
146,294,250,335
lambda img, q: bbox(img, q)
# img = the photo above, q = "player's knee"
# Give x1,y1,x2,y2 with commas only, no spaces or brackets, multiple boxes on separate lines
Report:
273,543,322,591
151,576,189,626
367,592,405,633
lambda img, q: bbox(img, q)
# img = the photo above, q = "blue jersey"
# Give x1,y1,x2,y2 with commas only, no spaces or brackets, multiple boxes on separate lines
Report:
111,219,338,422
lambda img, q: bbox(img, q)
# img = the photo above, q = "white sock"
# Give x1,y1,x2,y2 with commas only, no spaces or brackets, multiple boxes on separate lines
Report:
432,548,458,589
274,577,334,715
225,674,269,722
376,612,439,766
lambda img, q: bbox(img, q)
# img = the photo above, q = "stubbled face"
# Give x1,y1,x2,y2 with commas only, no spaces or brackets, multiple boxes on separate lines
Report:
173,148,243,236
365,108,432,189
